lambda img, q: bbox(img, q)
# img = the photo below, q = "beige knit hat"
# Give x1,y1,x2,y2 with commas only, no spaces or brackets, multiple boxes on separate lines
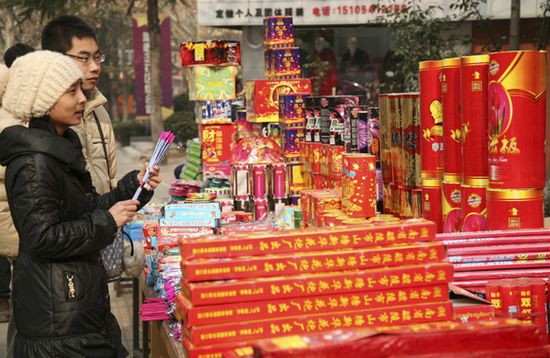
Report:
1,50,84,120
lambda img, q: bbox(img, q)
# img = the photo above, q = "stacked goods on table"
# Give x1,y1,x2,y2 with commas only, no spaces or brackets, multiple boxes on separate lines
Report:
410,50,546,233
180,39,239,183
178,139,203,181
247,319,549,357
378,93,422,220
176,219,456,357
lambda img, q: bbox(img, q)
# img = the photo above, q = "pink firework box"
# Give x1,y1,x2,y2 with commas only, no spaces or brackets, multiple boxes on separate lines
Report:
263,16,294,46
272,163,288,199
246,79,312,123
188,66,238,101
253,198,269,221
252,164,269,199
203,163,232,180
279,93,308,123
265,47,301,79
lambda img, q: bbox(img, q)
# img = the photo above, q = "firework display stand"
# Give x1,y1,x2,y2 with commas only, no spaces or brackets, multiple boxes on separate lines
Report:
131,16,550,358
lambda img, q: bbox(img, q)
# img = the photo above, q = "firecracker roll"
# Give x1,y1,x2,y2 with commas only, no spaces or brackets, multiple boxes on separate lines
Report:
461,55,489,181
251,164,268,199
342,153,377,218
487,188,544,230
271,164,287,200
419,60,443,179
461,183,488,232
488,50,546,189
422,178,443,233
441,58,462,179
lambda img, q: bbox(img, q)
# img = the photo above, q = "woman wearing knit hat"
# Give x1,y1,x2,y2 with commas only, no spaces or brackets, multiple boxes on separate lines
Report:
0,50,161,357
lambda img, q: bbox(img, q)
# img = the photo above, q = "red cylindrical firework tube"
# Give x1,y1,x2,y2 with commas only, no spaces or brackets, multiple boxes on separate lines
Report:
441,58,462,178
272,164,287,199
232,164,250,201
461,183,488,232
419,60,443,179
442,178,462,233
253,198,269,221
499,281,520,319
422,178,443,233
342,153,377,218
329,146,344,180
528,279,548,333
487,188,544,230
310,142,321,174
461,55,489,180
379,94,393,184
252,164,268,199
485,281,502,312
488,50,547,189
319,144,330,177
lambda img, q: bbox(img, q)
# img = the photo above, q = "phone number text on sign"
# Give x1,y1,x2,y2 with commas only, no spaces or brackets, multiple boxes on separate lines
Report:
312,3,408,17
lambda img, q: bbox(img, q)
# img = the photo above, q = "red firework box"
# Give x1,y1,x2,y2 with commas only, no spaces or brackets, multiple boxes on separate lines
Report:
329,146,345,180
448,250,550,265
448,242,550,256
263,16,294,47
442,178,462,233
461,183,488,232
461,55,490,180
304,96,321,142
181,262,453,306
181,243,446,282
311,191,342,227
178,284,448,327
319,144,330,176
419,60,443,180
441,58,462,178
422,178,443,233
265,47,301,79
454,259,550,272
184,301,453,346
309,142,321,173
436,227,550,241
487,188,544,230
180,40,241,67
182,338,252,358
379,94,393,183
180,218,436,260
200,123,236,165
246,79,311,123
401,93,421,188
453,304,495,323
488,50,546,189
279,93,308,124
388,93,403,184
342,153,377,218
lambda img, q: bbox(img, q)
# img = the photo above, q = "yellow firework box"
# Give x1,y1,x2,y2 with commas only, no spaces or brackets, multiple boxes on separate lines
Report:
342,153,377,218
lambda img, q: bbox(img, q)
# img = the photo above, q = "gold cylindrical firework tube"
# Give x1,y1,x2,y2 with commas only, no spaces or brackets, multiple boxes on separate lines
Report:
422,178,443,233
461,55,489,179
419,60,443,180
488,50,546,189
411,188,423,218
441,58,462,178
389,93,403,184
487,188,544,230
342,153,377,218
401,93,421,188
442,176,462,233
379,94,392,184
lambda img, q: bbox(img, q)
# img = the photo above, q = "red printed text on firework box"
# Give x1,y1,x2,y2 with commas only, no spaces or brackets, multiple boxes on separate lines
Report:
184,301,453,346
453,304,495,323
177,284,448,327
200,123,236,165
181,263,453,306
488,50,546,189
246,79,311,123
182,338,251,358
180,219,436,260
181,242,446,282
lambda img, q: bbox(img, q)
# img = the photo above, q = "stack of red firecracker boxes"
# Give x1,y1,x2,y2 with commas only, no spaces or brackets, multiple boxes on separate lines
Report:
175,219,455,357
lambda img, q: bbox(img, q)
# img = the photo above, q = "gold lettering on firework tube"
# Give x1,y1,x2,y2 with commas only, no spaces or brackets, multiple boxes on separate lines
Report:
419,60,443,180
342,153,377,218
487,188,544,230
460,55,490,179
488,51,547,188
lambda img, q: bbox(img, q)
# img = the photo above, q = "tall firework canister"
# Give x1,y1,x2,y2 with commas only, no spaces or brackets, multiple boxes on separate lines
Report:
488,50,546,189
232,164,250,203
251,164,268,199
487,189,544,229
441,58,462,233
379,94,393,185
419,60,443,180
342,153,377,218
460,55,489,231
401,93,421,188
422,178,443,232
271,164,287,200
389,93,403,185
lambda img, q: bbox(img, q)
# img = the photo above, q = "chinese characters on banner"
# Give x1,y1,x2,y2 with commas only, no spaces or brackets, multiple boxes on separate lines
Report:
132,13,174,118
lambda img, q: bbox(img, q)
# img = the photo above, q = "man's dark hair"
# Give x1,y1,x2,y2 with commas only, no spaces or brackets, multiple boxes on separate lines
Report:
4,43,34,68
41,15,96,53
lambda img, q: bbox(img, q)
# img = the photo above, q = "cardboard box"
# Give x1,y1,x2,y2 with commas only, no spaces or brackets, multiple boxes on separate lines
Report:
177,284,448,327
265,47,301,79
180,40,241,67
180,219,435,260
188,66,237,101
203,163,232,180
279,93,308,123
180,263,453,306
181,242,446,281
263,16,294,46
194,100,233,124
184,301,453,346
200,124,236,165
246,79,311,123
182,338,251,358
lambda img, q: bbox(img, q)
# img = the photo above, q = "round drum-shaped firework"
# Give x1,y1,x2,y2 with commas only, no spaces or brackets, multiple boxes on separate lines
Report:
488,50,546,189
487,188,543,230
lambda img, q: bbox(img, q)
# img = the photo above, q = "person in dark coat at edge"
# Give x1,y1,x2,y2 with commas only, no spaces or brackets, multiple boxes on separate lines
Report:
0,50,161,357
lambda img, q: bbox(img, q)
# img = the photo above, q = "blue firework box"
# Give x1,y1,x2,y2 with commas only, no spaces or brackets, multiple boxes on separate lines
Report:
279,93,308,123
161,202,221,228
